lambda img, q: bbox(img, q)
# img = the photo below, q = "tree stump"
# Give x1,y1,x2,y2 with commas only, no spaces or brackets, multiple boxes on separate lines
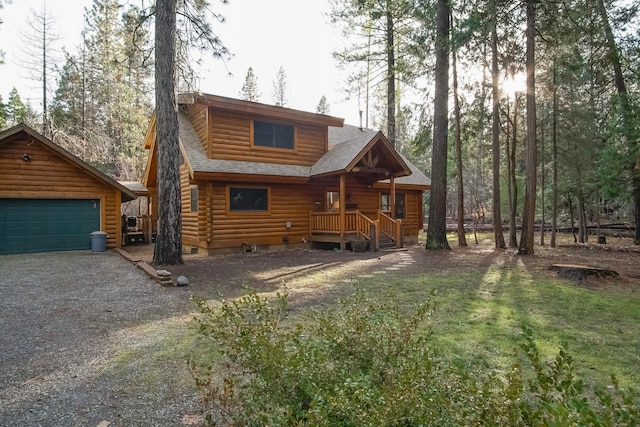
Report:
549,264,619,282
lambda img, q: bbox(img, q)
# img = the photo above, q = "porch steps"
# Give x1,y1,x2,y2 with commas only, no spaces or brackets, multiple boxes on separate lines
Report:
379,233,396,250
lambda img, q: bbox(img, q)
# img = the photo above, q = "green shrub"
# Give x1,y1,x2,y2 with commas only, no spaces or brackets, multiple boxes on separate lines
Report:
190,290,639,426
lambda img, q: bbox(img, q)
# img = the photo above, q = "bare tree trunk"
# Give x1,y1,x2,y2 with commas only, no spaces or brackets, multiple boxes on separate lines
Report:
153,0,183,265
386,3,396,149
491,0,506,249
539,118,545,246
578,195,587,243
518,0,537,255
426,0,451,250
452,15,467,247
568,195,577,243
509,92,519,247
551,65,558,247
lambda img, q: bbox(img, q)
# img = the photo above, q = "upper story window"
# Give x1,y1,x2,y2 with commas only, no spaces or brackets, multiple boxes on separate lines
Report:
253,120,295,149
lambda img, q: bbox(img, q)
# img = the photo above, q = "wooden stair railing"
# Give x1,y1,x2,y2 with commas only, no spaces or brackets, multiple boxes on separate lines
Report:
378,210,403,249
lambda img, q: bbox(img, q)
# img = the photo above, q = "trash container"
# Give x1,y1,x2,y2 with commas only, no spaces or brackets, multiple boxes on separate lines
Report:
90,231,108,252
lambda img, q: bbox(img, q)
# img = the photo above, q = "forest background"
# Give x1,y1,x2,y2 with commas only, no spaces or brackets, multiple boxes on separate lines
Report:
0,0,638,249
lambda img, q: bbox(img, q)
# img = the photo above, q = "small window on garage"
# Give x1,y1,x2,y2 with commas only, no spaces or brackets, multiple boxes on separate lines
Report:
190,186,198,212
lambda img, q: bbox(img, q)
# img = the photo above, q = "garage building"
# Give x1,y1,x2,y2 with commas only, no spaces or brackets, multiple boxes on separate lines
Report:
0,124,138,254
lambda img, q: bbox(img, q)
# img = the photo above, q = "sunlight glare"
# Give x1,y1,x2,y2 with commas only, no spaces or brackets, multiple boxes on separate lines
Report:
503,72,527,98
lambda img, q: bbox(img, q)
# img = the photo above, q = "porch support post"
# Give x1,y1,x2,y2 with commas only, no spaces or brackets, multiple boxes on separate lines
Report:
390,176,396,219
340,173,346,250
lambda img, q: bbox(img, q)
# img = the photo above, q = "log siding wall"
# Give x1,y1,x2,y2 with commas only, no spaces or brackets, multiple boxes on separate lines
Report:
0,136,124,248
208,108,328,166
184,176,423,252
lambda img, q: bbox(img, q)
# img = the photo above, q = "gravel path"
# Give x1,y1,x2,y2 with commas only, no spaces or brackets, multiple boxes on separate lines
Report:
0,250,199,427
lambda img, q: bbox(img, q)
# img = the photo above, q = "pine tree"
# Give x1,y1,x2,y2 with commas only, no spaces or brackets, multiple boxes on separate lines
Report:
329,0,422,149
272,66,289,107
50,52,85,133
239,67,261,102
0,1,5,64
6,88,27,126
316,95,330,114
0,95,6,129
490,0,506,249
425,0,451,250
153,0,183,266
151,0,230,265
518,0,537,255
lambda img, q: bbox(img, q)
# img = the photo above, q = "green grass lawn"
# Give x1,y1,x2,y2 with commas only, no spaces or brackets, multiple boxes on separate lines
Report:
347,235,640,389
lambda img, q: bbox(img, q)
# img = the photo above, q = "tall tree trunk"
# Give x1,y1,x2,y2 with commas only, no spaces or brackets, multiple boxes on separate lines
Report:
578,195,587,243
426,0,451,250
518,0,537,255
509,93,519,247
386,4,396,148
452,15,467,247
568,195,577,242
596,0,640,244
491,0,506,249
539,118,545,246
153,0,183,265
551,64,558,247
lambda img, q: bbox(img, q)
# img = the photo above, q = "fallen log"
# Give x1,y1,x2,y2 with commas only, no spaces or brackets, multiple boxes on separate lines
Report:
549,264,619,282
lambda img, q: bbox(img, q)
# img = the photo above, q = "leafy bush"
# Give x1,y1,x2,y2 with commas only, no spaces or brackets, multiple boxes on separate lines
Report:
191,290,639,426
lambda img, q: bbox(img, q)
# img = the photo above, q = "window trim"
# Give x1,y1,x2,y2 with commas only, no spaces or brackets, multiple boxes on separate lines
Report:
250,119,297,152
381,192,406,219
190,186,199,213
326,190,340,212
226,185,271,215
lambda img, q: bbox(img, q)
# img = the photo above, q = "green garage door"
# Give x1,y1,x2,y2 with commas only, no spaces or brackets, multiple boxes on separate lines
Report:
0,198,101,254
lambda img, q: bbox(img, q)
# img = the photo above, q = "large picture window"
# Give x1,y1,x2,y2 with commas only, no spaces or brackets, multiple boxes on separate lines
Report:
229,187,269,212
253,120,294,149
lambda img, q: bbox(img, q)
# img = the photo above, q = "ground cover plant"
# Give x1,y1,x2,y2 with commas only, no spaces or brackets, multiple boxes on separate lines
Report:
191,289,639,426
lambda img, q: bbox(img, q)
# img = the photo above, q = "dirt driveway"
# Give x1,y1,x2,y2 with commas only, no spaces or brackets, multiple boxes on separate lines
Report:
0,247,414,426
0,250,197,426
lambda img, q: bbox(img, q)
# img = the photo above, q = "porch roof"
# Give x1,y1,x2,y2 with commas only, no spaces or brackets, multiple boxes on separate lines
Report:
327,126,430,188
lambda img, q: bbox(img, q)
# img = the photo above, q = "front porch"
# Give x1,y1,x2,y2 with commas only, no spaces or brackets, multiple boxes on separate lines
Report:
309,210,403,251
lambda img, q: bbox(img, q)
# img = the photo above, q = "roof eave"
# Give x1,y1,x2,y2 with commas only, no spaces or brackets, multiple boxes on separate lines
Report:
179,92,345,127
193,171,310,184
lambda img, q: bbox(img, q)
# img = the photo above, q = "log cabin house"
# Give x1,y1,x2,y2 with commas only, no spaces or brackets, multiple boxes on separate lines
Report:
0,124,138,254
142,93,430,254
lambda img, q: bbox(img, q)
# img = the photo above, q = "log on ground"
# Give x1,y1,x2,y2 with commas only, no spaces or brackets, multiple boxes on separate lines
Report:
549,264,619,282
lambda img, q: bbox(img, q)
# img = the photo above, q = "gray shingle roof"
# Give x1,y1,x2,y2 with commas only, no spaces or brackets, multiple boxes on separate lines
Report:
383,153,431,186
118,181,149,195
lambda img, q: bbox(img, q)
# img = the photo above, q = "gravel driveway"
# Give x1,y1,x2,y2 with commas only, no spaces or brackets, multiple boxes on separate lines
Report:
0,250,199,426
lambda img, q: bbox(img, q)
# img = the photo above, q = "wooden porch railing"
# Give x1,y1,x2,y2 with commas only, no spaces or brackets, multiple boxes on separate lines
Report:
310,210,377,239
309,210,407,250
